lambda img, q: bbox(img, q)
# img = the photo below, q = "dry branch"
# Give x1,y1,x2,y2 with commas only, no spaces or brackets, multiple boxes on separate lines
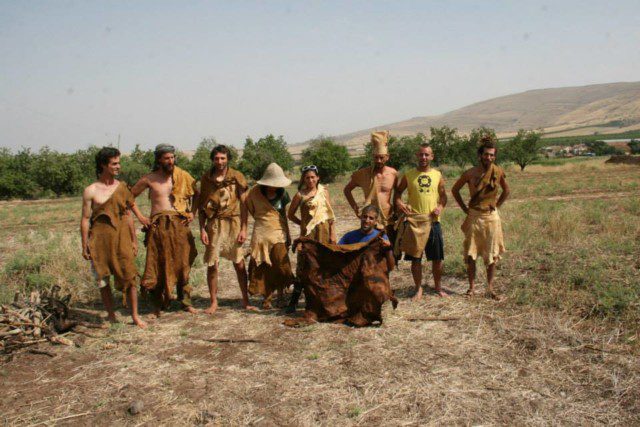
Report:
1,286,77,354
406,316,461,322
202,338,262,344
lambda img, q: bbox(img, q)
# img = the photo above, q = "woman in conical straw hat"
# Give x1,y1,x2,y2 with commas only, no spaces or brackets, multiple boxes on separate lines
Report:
245,163,295,309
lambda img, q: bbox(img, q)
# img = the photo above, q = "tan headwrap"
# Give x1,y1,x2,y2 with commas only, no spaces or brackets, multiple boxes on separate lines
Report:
371,131,389,155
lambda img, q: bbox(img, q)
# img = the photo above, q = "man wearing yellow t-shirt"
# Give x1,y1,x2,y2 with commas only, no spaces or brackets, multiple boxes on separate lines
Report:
394,143,447,299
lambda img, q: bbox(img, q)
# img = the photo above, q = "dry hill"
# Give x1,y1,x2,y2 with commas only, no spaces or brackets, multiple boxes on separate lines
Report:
290,81,640,156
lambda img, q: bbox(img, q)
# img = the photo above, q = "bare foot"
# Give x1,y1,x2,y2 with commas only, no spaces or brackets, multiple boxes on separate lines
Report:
204,303,218,315
434,289,448,297
465,289,476,297
486,291,504,301
107,314,118,323
243,305,260,312
184,305,200,314
411,288,423,301
262,300,273,310
150,309,162,319
132,317,148,329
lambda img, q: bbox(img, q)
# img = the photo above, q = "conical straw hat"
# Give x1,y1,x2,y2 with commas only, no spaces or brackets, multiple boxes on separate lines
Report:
371,131,389,155
256,163,292,188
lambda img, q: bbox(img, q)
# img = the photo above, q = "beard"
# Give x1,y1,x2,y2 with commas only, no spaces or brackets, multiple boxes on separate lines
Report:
161,163,174,173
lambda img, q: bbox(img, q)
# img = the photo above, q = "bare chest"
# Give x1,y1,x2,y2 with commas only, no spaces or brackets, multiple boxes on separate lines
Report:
375,173,395,193
148,178,173,199
91,183,119,208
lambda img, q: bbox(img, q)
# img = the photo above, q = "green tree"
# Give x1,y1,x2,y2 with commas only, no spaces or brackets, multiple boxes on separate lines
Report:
585,140,622,156
429,126,459,166
503,129,542,171
300,136,351,183
238,134,294,180
128,144,155,169
119,155,150,185
628,139,640,154
0,148,40,199
32,147,85,197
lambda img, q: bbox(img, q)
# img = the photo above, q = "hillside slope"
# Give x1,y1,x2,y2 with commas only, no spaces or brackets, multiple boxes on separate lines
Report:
291,81,640,155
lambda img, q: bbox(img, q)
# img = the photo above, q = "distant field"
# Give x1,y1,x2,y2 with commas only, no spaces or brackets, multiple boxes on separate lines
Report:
1,157,639,425
536,130,640,146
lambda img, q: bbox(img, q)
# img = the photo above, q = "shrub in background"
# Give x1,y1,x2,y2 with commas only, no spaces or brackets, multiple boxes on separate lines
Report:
300,136,351,183
237,134,294,180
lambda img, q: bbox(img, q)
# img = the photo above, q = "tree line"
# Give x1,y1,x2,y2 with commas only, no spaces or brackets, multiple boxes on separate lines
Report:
1,126,548,200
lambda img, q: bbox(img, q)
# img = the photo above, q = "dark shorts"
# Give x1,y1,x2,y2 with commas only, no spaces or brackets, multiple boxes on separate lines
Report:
404,222,444,262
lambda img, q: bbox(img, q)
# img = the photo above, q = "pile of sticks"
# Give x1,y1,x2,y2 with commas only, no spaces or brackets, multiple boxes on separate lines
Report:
1,286,76,354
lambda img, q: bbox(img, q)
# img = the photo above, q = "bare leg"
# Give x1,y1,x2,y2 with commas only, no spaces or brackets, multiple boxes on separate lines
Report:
465,256,477,296
204,263,219,315
127,287,147,328
276,287,285,308
233,260,258,311
184,305,199,314
432,260,447,297
486,262,500,300
263,292,273,309
99,285,117,323
178,283,199,314
411,260,423,300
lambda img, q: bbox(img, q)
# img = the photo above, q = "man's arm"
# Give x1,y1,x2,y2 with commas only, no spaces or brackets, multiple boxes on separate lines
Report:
237,187,249,244
130,175,149,198
496,173,510,208
394,175,411,215
451,172,470,214
130,201,150,228
432,176,447,218
343,178,360,218
80,188,93,260
184,183,199,224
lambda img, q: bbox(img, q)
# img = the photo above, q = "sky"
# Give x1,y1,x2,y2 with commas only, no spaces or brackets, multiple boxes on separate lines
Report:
1,0,639,153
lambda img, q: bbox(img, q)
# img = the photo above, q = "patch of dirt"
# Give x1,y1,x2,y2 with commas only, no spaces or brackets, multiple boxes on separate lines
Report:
1,208,639,425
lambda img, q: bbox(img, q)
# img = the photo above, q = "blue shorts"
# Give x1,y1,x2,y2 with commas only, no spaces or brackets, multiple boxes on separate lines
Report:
404,222,444,262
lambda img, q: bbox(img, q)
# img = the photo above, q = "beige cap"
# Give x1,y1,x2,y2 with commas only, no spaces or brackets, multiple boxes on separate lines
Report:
371,131,389,155
256,163,292,188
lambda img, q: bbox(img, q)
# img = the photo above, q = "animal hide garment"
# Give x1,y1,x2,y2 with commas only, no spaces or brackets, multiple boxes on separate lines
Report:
293,236,398,327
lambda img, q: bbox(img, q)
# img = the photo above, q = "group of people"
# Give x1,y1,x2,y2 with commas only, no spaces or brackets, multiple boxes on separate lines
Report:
80,131,509,328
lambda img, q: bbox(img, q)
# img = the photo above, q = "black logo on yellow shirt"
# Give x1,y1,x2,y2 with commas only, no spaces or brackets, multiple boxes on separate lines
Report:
417,174,432,192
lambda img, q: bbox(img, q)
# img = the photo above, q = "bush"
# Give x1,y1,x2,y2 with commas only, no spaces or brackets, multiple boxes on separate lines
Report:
628,139,640,154
300,137,351,183
585,140,623,156
238,134,294,180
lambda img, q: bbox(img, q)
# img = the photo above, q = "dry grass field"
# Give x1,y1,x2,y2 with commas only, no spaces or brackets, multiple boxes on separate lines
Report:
1,158,639,425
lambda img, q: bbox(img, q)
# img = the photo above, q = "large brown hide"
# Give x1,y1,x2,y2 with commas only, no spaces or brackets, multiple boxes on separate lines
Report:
294,237,398,327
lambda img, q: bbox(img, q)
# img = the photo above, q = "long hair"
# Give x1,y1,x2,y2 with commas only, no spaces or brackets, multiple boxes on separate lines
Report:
298,167,320,191
95,147,121,178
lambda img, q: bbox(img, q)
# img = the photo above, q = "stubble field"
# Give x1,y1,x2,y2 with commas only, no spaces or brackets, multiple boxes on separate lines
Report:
1,158,639,425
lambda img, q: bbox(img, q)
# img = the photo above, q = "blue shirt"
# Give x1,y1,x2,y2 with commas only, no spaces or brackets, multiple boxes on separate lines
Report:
338,229,389,245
